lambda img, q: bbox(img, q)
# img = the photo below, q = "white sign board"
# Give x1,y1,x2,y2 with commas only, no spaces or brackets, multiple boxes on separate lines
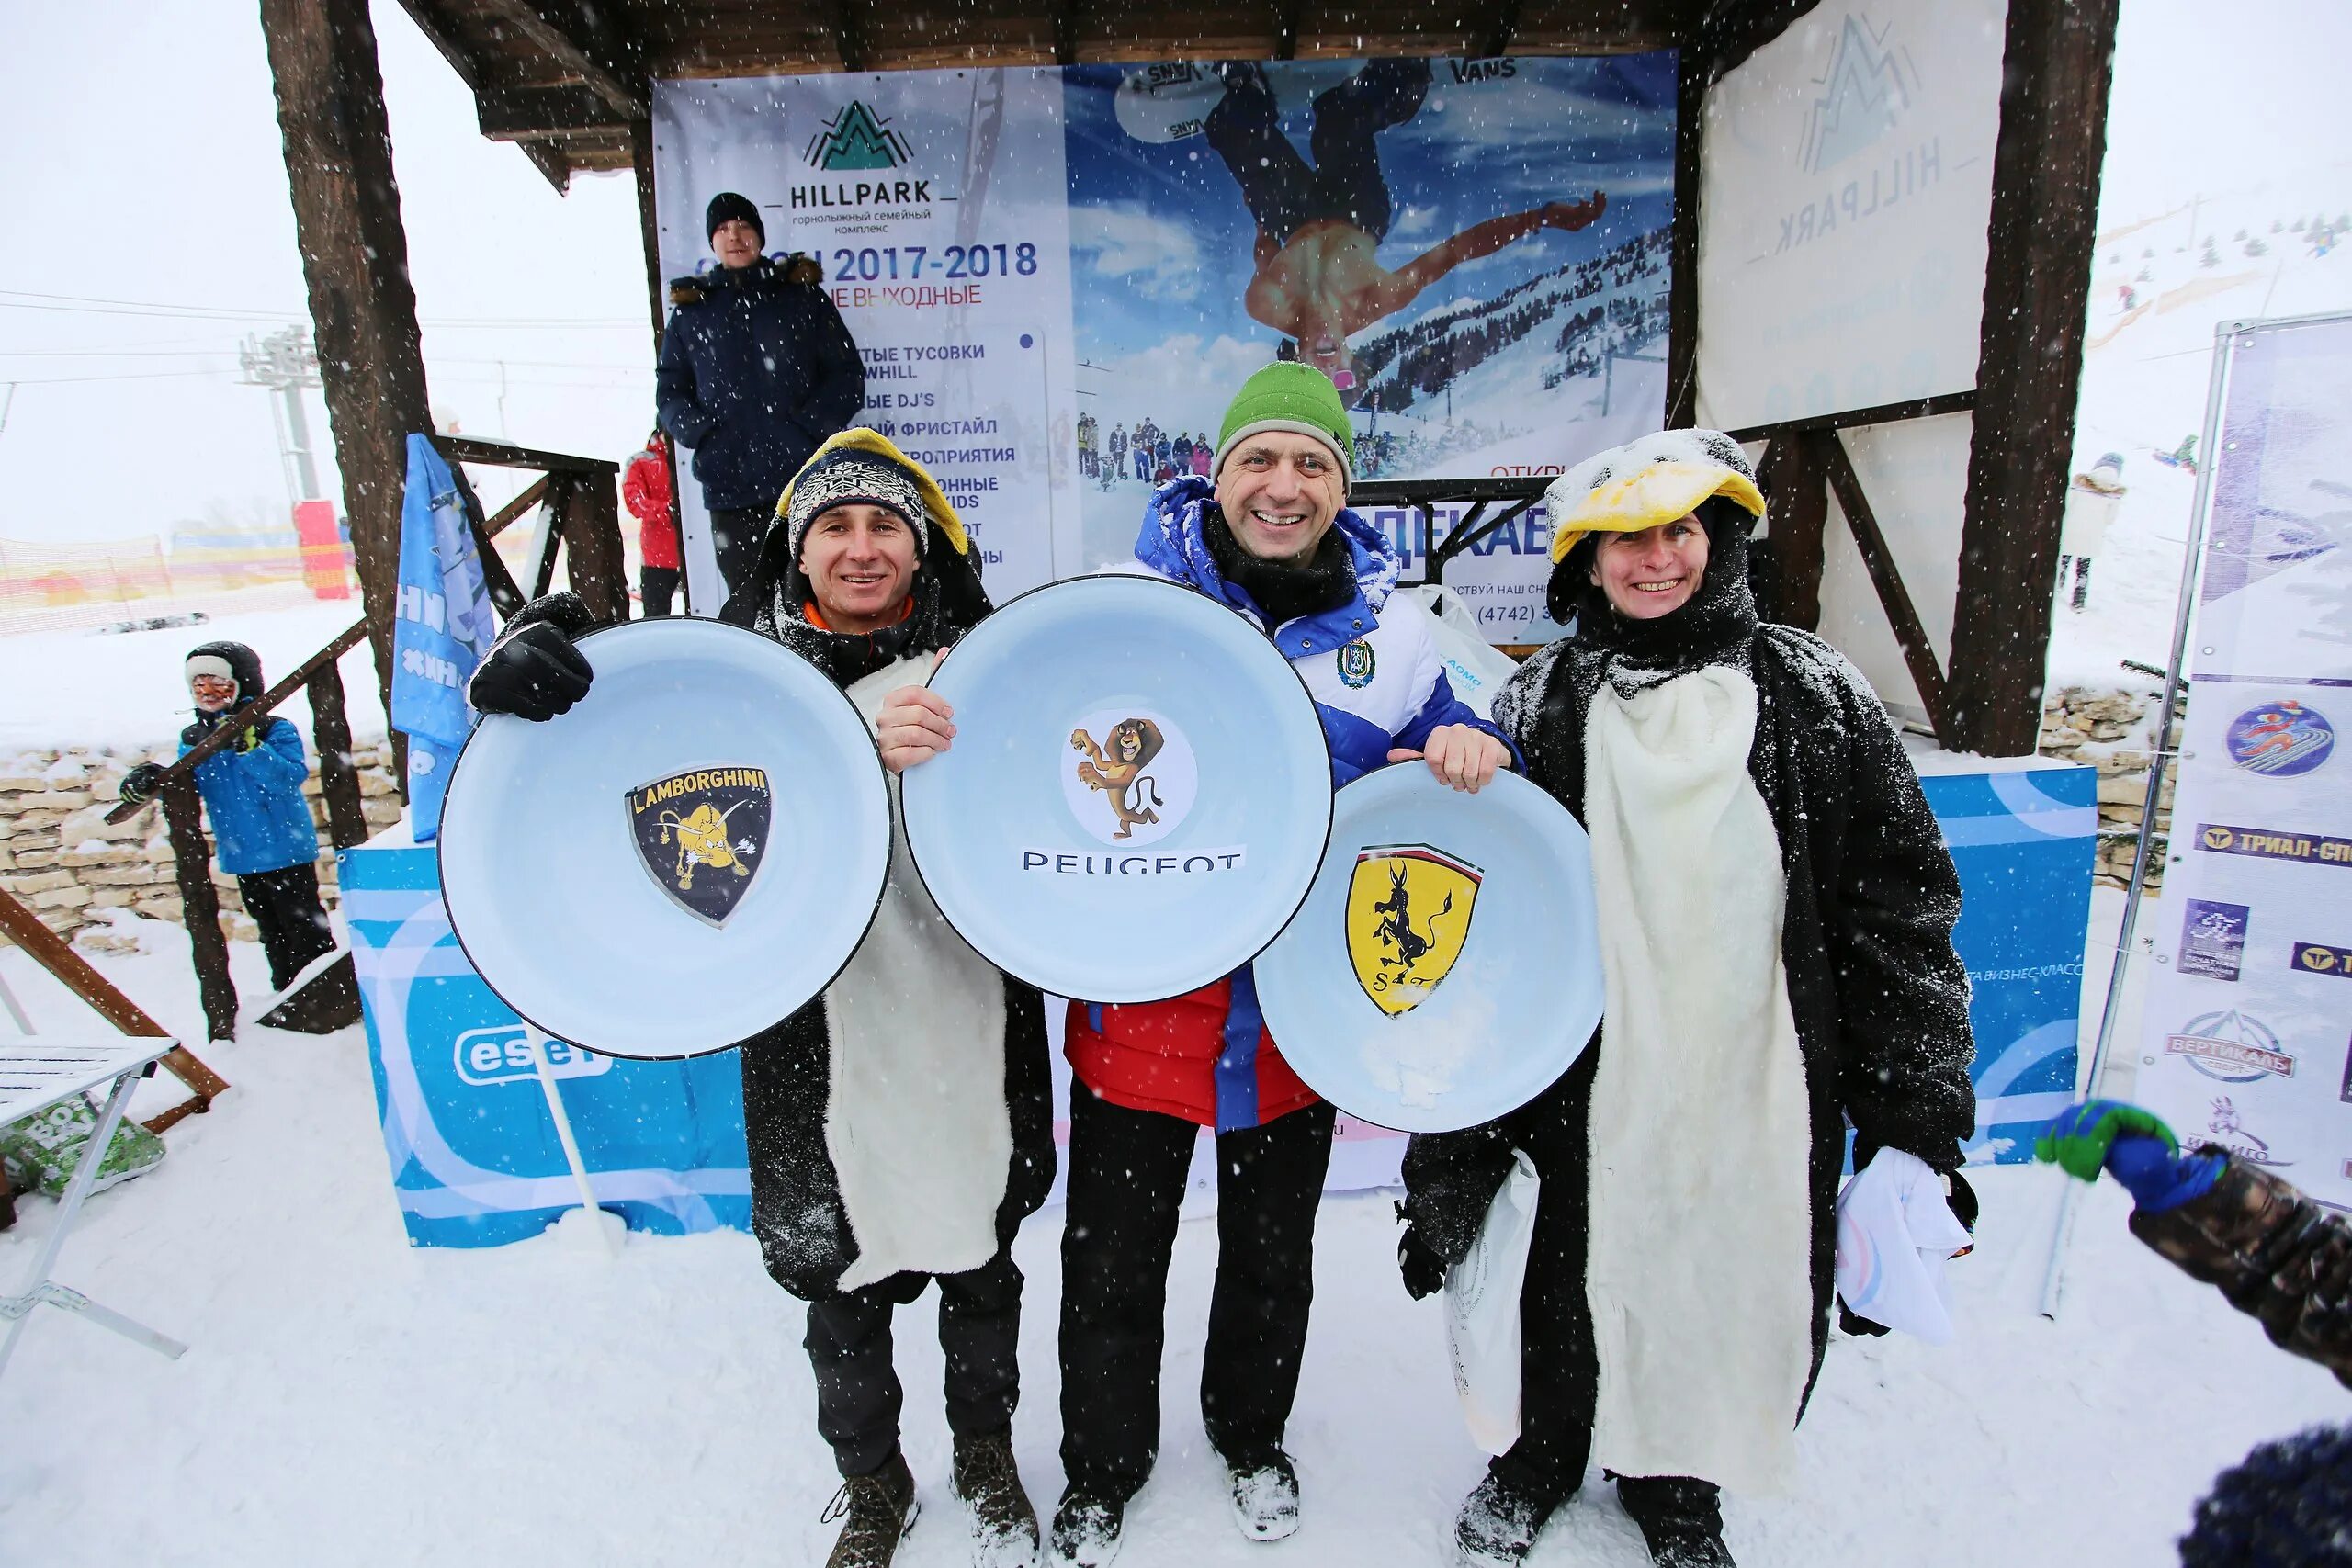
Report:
1695,0,2007,431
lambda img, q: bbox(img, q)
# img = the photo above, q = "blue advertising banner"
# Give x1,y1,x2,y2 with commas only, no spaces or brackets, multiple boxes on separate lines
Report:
1915,760,2098,1164
342,843,750,1248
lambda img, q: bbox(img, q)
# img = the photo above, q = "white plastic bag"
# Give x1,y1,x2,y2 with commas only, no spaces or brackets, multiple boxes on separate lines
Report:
1405,584,1522,722
1833,1147,1973,1345
1445,1148,1541,1453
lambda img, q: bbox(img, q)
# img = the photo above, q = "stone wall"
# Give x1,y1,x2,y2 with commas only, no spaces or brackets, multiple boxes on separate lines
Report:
2038,685,2179,891
0,739,401,954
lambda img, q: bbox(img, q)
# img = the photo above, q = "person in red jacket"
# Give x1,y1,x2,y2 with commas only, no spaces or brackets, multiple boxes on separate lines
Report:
623,431,682,616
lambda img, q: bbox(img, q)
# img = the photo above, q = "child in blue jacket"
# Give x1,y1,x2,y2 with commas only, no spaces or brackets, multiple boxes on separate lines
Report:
120,641,334,993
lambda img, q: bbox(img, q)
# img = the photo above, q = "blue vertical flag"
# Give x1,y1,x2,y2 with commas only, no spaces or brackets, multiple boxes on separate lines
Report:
390,434,498,841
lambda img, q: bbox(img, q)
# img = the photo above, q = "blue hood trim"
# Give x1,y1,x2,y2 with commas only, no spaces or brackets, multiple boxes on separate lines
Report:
1135,476,1401,633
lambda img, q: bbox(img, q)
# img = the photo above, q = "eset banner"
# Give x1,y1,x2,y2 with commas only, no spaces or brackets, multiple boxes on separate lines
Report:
651,58,1679,642
2137,314,2352,1209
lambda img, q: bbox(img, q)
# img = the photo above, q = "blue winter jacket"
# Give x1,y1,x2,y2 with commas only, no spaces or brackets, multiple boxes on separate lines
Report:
181,714,320,876
655,258,865,512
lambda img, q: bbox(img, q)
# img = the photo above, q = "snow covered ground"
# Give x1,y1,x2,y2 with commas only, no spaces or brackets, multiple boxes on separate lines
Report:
1,913,2341,1568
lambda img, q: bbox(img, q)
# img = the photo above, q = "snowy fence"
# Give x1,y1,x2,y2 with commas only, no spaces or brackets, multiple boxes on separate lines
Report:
2037,684,2175,891
0,739,401,953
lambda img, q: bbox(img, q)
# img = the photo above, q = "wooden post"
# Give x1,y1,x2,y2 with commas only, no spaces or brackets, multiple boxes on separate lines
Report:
1761,431,1832,631
258,0,434,726
1664,42,1706,430
308,660,370,852
1826,435,1952,741
158,778,238,1043
1949,0,2120,755
564,471,632,624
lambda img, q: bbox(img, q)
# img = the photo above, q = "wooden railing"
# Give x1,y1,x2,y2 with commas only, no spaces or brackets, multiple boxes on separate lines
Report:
98,439,623,1041
1350,477,1548,589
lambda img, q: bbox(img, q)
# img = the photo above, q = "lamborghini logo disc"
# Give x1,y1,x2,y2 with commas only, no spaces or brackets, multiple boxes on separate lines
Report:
627,766,773,926
1347,844,1482,1016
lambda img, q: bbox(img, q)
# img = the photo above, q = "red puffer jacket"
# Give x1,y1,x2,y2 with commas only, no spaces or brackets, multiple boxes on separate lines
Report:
1064,973,1320,1133
623,443,680,569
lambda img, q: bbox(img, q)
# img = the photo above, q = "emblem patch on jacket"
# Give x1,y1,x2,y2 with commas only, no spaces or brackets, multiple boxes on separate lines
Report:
1337,638,1376,688
1347,844,1480,1015
628,766,772,925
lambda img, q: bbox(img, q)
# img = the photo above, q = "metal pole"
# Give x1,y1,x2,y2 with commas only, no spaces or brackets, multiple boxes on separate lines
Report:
526,1031,619,1257
2039,321,2239,1320
281,380,322,501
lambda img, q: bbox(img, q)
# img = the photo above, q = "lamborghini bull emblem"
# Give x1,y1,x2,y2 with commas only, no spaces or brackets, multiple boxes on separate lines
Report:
1347,844,1481,1016
627,766,773,926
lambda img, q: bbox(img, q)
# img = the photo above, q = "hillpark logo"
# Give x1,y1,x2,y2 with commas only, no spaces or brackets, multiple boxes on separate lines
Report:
806,101,910,170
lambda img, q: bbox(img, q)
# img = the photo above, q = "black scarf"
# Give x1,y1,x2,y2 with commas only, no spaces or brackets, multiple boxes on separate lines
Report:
1204,507,1357,626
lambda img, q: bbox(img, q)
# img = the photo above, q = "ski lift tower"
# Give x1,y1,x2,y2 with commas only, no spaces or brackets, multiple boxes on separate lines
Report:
238,326,324,510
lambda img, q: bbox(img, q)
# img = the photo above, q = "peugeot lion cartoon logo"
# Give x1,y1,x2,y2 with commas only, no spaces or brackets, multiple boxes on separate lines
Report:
1346,845,1483,1016
627,766,774,926
1063,709,1197,847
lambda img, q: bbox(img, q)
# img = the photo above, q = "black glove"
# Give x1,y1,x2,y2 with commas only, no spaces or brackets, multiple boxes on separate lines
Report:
1396,1203,1447,1301
469,622,594,721
119,763,166,805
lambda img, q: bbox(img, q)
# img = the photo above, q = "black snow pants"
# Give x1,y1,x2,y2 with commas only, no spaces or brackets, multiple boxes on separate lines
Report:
237,863,335,993
1204,59,1431,246
1059,1087,1336,1500
804,1248,1024,1478
1491,1050,1723,1534
707,506,766,601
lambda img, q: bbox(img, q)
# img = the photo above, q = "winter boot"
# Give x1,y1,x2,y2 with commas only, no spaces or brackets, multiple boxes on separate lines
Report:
1222,1447,1301,1542
821,1452,919,1568
1618,1475,1735,1568
951,1431,1040,1567
1453,1471,1554,1566
1046,1486,1125,1568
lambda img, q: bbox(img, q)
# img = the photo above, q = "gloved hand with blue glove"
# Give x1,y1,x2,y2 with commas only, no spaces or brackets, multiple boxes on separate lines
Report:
2035,1099,2225,1212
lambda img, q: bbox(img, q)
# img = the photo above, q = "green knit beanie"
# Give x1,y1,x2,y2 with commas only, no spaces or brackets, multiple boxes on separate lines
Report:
1213,362,1355,491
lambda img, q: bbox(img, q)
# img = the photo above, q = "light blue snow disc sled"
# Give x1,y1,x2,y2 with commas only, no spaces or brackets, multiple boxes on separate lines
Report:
900,574,1332,1003
1253,764,1602,1133
438,617,891,1059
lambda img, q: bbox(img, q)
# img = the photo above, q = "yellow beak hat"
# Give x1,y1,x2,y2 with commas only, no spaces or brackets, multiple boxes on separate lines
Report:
1544,429,1767,564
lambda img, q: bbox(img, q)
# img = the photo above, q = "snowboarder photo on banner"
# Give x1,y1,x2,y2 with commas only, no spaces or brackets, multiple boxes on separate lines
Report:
1204,59,1607,399
1396,430,1980,1568
657,191,866,599
119,641,335,996
1048,360,1518,1566
466,430,1053,1568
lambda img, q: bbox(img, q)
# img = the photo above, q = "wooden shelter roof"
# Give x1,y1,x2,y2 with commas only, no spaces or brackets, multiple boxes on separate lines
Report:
393,0,1804,186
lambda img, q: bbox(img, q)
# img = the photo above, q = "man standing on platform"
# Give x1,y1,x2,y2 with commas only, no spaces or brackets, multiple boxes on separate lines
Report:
658,192,865,599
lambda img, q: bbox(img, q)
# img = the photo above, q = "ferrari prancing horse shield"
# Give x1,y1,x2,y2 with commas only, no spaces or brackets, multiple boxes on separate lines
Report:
628,765,774,926
1346,844,1482,1016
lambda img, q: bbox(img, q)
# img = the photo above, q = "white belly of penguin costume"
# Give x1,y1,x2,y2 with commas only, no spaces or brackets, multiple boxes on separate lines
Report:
1580,665,1815,1493
823,656,1012,1294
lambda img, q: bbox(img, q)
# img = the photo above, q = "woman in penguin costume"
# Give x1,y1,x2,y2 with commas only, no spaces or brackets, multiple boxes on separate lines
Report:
1396,429,1979,1568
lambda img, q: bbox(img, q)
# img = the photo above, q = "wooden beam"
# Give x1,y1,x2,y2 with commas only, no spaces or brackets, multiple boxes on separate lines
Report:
1725,389,1978,444
389,0,483,89
1664,39,1704,428
1825,433,1951,742
472,0,648,119
477,84,620,140
1053,0,1080,64
1759,429,1832,631
835,0,869,73
630,121,668,349
1949,0,2119,755
260,0,433,736
0,889,229,1134
308,660,372,852
432,434,617,475
1692,0,1821,83
1486,0,1524,61
516,137,572,193
1274,0,1300,60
